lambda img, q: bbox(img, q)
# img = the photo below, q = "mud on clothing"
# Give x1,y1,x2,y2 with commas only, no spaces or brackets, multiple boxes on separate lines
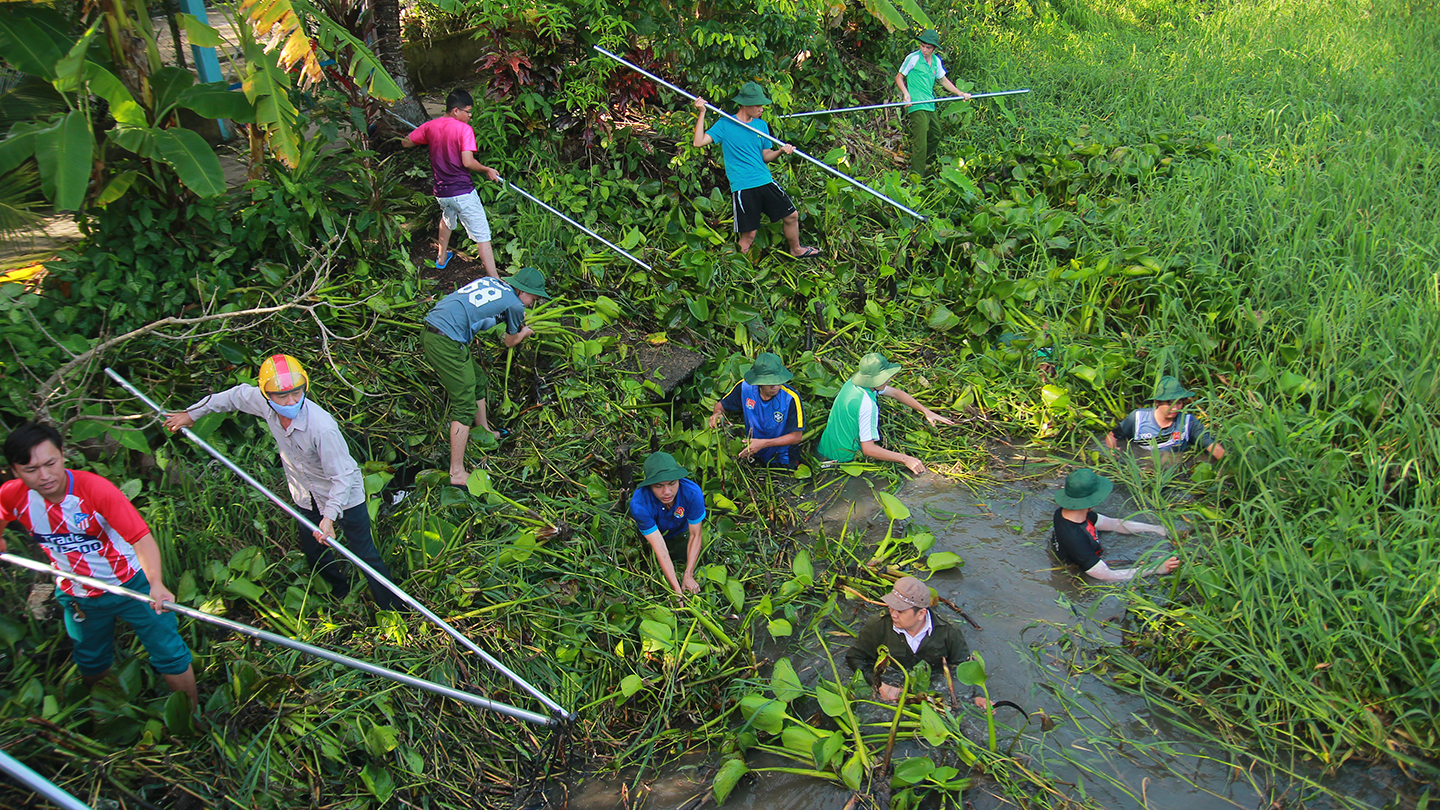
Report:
1051,508,1103,570
1111,408,1215,453
629,478,706,559
407,116,478,198
817,382,887,462
844,612,969,680
718,381,804,466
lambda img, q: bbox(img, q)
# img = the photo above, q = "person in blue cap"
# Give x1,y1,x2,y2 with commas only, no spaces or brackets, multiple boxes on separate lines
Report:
692,82,820,258
1052,469,1180,581
1105,376,1226,461
629,452,707,596
708,353,806,467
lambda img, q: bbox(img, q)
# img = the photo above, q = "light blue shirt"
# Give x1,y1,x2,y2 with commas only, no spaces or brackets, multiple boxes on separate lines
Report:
706,116,776,192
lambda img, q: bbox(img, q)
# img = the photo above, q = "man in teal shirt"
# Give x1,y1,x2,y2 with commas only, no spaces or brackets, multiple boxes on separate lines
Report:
817,353,954,474
692,82,820,258
895,29,970,174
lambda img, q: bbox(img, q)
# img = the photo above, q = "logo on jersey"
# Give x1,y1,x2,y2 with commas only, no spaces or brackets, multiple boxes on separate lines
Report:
745,398,756,409
674,507,685,519
1171,431,1183,442
68,512,92,532
40,532,104,555
774,412,783,423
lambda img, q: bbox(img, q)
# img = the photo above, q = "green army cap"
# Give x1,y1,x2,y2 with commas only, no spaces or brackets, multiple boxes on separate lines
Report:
915,29,942,48
637,451,690,488
1152,375,1195,402
850,352,902,389
742,353,794,386
507,267,549,298
1055,468,1113,510
732,81,772,106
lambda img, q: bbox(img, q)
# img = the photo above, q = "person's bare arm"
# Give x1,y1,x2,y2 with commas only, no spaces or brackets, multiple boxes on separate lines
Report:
692,98,713,147
1105,431,1119,450
503,325,534,348
1083,557,1180,581
894,72,911,104
131,534,176,612
861,440,925,474
939,77,969,99
1209,442,1226,461
680,523,703,594
460,151,499,181
761,144,795,162
643,530,685,595
880,386,955,426
401,136,419,148
739,430,803,459
1095,514,1167,537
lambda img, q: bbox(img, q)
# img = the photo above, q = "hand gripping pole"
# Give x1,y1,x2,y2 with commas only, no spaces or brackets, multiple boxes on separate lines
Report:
779,89,1032,119
0,554,553,725
593,46,927,222
103,368,573,723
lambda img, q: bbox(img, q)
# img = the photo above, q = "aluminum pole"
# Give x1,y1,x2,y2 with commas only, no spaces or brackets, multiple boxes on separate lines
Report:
500,176,652,270
779,89,1032,119
0,554,553,726
0,749,93,810
593,46,927,222
102,368,573,722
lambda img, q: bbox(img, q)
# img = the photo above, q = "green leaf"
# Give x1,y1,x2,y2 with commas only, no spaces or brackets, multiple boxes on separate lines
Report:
877,490,911,521
686,297,711,322
95,170,138,206
926,552,963,572
955,657,987,687
107,426,150,455
363,722,399,757
1040,384,1071,410
360,761,394,803
722,579,744,612
176,570,197,602
149,66,196,121
738,693,786,735
0,17,60,79
701,564,728,585
711,757,748,805
620,673,644,698
85,64,144,126
770,657,803,702
33,111,92,211
812,730,843,769
163,689,196,736
909,531,936,553
895,0,934,27
815,684,847,718
241,43,302,168
781,723,822,755
840,748,865,790
177,12,224,47
53,19,101,92
0,128,38,176
768,617,793,637
893,755,935,786
178,83,258,123
976,297,1004,323
108,125,156,160
466,469,495,496
118,478,142,500
153,128,226,197
919,704,949,746
927,304,960,331
594,295,622,321
791,550,813,584
224,578,263,600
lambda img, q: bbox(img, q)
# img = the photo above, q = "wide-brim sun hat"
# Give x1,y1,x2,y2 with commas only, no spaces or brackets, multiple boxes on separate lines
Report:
850,352,902,388
1055,468,1113,509
507,267,549,298
731,81,772,106
1152,375,1195,402
743,352,794,386
637,451,690,488
915,29,942,48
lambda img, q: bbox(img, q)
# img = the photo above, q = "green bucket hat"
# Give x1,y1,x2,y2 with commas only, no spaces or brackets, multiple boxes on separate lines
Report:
506,267,549,298
1055,468,1113,510
731,81,772,107
850,352,902,389
637,451,690,488
1152,375,1195,402
742,352,794,386
915,29,942,48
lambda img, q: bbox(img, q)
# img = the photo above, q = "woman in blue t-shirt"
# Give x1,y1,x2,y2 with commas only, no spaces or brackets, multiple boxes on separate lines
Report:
629,452,707,596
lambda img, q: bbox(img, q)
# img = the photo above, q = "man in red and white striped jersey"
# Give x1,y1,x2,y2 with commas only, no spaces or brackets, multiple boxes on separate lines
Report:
1,422,197,709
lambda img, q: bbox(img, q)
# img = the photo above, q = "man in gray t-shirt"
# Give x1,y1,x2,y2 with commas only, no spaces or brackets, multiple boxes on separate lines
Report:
420,268,549,485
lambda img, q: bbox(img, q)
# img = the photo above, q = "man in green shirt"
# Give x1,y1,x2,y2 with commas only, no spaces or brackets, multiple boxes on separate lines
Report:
845,576,984,705
894,29,970,174
817,353,954,474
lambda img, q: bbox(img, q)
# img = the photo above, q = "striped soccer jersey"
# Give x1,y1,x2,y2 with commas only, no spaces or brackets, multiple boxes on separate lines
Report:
0,470,149,597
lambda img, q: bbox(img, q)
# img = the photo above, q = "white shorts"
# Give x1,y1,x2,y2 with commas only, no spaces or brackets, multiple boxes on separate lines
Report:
437,190,492,243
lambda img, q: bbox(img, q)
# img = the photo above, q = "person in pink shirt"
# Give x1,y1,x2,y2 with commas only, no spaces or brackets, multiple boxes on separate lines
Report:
403,89,503,276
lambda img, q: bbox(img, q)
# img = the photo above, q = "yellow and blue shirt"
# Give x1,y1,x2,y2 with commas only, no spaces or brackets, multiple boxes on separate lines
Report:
718,381,804,465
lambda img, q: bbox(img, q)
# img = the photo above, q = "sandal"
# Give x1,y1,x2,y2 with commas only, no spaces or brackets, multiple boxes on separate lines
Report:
435,250,454,269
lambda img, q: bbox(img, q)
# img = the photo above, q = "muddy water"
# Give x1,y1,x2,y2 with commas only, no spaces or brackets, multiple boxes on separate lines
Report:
573,472,1409,809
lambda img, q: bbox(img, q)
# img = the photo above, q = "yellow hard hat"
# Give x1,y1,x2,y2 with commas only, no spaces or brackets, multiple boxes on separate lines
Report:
257,354,309,399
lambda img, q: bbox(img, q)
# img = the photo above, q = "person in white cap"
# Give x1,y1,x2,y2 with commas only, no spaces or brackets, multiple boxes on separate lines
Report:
844,576,982,704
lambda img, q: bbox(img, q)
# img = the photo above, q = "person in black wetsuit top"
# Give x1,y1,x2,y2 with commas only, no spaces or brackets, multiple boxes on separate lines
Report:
1051,469,1180,582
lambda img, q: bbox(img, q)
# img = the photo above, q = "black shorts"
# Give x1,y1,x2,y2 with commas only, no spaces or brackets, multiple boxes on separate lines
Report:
732,183,797,233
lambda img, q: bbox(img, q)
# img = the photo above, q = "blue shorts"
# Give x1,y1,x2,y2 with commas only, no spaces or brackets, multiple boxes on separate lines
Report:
57,570,193,676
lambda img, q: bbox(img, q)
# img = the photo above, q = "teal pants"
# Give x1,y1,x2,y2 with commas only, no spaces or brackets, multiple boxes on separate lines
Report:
908,110,941,173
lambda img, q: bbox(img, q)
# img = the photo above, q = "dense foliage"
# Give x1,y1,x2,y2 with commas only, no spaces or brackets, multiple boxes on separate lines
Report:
0,0,1437,805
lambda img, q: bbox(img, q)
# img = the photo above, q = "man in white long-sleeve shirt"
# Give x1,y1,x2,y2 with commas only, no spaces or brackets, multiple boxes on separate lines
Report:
165,354,401,610
1051,468,1180,582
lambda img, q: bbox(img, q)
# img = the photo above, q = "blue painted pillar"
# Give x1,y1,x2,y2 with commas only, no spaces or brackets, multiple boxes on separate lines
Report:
174,0,230,138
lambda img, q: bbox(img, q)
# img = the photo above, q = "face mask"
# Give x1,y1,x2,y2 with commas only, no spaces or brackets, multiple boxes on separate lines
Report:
268,393,306,419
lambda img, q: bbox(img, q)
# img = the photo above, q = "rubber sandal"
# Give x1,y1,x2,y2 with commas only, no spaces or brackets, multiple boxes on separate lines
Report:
435,250,454,269
788,247,821,259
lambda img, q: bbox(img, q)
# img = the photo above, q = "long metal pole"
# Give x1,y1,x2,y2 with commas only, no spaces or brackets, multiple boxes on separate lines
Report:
102,368,573,722
593,46,927,222
0,749,93,810
779,89,1032,119
0,554,553,726
499,176,652,270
